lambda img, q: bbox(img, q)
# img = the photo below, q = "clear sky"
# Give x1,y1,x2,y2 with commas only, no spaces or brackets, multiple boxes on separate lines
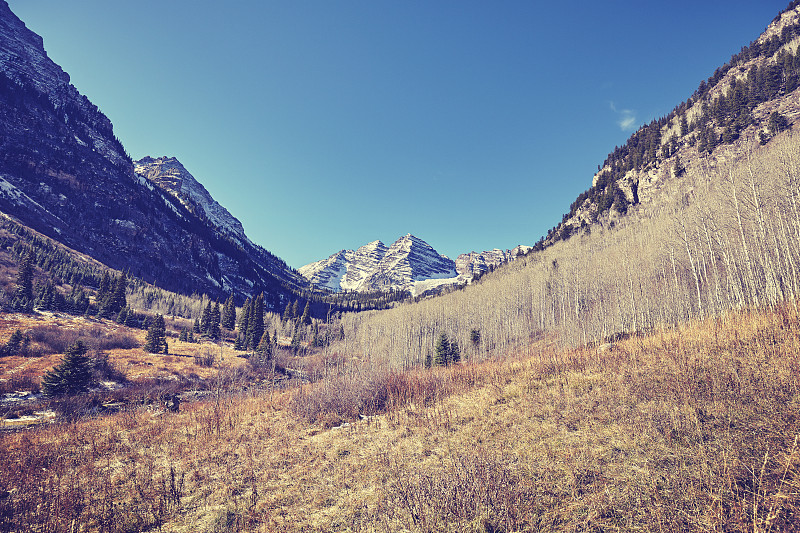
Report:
6,0,790,268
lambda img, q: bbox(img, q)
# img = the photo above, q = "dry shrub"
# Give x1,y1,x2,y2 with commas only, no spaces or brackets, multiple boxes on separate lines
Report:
0,429,186,533
108,377,188,407
287,364,484,427
194,348,215,367
386,447,539,532
28,324,138,355
0,370,39,393
45,392,105,420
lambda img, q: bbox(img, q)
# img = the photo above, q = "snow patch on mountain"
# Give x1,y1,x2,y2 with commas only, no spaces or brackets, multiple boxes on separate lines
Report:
455,245,532,277
0,174,50,213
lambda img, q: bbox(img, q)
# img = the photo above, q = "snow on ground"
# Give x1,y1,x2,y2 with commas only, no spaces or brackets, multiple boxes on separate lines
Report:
410,276,464,297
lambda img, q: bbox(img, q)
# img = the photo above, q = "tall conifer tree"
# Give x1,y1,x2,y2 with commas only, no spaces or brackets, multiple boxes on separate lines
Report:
221,293,236,330
144,314,168,354
247,293,265,350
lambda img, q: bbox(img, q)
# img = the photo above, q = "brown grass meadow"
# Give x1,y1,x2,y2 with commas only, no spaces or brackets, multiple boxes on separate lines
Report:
0,303,798,532
0,312,248,390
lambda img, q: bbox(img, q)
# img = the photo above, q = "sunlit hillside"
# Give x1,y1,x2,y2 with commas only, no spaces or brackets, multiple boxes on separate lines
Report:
330,130,800,370
1,303,798,531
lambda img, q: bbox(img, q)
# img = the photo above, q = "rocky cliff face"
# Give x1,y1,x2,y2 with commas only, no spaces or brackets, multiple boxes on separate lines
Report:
455,245,532,278
0,1,301,306
134,156,248,245
300,235,530,296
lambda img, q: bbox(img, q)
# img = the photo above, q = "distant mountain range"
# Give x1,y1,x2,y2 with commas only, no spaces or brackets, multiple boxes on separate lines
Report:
299,234,530,296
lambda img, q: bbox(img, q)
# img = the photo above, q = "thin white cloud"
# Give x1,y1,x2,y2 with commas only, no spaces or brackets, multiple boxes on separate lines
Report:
609,101,637,132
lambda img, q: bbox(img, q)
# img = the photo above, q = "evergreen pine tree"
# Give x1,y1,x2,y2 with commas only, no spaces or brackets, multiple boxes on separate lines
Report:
13,251,34,311
200,300,212,335
125,310,139,328
679,114,689,136
4,329,24,356
144,314,168,354
221,293,236,330
96,271,111,301
70,285,90,315
247,293,265,350
470,328,481,346
450,340,460,365
41,341,94,396
768,110,789,135
312,321,321,347
256,330,272,357
193,317,201,334
116,306,129,325
283,301,293,321
234,334,245,351
238,298,252,333
300,301,312,326
290,324,301,355
434,333,450,367
96,271,113,317
110,272,127,313
208,302,221,340
179,328,188,342
673,155,683,177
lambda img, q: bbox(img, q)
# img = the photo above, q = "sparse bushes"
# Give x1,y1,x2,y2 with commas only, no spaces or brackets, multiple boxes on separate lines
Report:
287,365,481,427
194,348,215,367
27,324,138,355
0,370,39,394
387,449,538,532
0,306,797,532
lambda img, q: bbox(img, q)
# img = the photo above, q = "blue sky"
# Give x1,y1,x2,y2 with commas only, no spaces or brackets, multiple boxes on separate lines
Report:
7,1,790,268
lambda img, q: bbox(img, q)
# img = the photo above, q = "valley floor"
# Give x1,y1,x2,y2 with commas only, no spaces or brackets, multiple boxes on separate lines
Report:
1,304,800,532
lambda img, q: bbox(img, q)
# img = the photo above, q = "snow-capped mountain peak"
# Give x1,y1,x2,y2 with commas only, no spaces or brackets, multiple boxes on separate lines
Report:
300,234,456,295
300,235,531,296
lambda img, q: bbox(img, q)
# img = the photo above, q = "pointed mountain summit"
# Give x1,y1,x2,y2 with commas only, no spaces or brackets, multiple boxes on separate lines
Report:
300,234,531,297
300,234,459,296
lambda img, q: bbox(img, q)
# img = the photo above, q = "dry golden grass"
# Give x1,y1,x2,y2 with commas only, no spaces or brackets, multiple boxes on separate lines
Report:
0,312,248,386
1,305,799,532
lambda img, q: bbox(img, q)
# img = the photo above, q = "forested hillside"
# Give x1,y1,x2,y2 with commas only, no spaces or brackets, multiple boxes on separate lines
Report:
539,2,800,246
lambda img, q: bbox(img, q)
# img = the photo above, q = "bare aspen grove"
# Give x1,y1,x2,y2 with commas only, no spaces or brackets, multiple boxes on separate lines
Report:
331,129,800,368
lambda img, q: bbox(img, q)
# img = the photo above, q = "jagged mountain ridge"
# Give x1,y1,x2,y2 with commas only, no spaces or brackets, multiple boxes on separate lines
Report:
300,235,530,296
0,1,302,306
134,156,248,245
454,245,532,278
300,234,458,295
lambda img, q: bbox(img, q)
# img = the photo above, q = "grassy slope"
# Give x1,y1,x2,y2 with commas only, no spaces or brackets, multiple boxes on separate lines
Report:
1,304,799,532
0,313,248,386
